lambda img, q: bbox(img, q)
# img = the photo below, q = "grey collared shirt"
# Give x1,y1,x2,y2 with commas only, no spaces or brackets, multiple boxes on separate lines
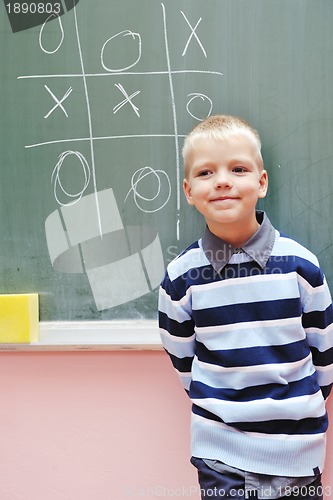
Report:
202,210,276,273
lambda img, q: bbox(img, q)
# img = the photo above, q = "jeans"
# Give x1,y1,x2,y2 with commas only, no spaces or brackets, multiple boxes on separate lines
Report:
190,457,323,500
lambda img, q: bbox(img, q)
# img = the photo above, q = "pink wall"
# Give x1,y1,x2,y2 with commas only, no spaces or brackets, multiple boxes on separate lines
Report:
0,351,332,499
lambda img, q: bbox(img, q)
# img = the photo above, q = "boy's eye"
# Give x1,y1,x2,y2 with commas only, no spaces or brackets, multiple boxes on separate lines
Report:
233,166,246,173
197,170,211,177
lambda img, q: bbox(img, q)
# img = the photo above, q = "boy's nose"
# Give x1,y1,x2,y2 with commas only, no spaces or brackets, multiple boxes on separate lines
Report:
214,170,232,189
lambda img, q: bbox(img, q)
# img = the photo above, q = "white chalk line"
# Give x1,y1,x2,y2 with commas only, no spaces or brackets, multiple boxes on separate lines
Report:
161,2,181,241
25,133,186,150
72,3,103,239
17,69,223,80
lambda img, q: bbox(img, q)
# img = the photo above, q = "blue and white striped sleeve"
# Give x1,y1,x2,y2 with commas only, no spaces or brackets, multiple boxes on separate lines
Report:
301,269,333,400
158,271,195,394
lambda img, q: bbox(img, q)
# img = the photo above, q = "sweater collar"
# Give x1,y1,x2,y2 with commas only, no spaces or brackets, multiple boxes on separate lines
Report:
202,211,276,273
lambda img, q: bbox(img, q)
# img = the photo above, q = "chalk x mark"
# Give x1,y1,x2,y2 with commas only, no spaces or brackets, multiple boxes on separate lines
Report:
113,83,141,117
44,85,73,119
181,11,207,58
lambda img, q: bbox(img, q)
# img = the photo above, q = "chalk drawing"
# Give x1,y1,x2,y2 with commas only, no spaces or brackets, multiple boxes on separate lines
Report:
72,3,102,239
39,14,64,54
181,11,207,58
51,150,91,206
18,2,223,311
44,85,73,119
186,93,213,121
161,3,181,237
124,166,172,213
101,30,142,73
113,83,141,117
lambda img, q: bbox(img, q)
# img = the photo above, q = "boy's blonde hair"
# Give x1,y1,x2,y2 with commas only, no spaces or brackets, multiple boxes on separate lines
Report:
182,114,263,177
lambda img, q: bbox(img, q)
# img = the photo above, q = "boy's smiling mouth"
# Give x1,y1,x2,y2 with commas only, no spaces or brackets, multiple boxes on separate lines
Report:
210,196,238,202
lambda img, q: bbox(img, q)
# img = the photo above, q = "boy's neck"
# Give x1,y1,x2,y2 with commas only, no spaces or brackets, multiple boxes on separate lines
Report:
207,216,260,248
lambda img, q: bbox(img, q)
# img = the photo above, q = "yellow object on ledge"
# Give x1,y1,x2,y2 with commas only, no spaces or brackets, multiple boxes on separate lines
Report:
0,294,39,343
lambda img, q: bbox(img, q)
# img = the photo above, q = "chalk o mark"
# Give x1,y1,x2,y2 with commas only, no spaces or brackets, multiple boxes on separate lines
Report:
124,166,171,213
39,14,64,54
186,93,213,121
101,30,142,72
51,150,91,206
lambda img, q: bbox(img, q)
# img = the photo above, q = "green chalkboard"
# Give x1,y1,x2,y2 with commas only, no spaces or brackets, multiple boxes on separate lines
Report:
1,0,333,322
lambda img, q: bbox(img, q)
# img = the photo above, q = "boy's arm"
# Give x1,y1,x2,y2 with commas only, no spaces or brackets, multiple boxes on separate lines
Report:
302,271,333,400
158,272,195,394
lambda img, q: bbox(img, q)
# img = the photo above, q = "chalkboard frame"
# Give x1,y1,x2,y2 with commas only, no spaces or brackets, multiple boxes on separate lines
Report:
0,321,161,351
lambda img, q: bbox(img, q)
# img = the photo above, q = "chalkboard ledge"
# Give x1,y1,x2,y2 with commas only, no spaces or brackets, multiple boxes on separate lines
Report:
0,321,162,351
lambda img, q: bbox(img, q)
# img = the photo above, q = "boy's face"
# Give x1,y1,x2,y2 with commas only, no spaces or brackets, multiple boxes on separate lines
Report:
183,134,268,238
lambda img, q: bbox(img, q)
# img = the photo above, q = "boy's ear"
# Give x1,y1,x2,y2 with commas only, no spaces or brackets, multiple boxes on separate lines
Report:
258,169,268,199
183,178,195,205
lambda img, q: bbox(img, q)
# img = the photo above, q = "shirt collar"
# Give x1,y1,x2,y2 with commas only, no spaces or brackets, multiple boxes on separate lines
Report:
202,211,276,273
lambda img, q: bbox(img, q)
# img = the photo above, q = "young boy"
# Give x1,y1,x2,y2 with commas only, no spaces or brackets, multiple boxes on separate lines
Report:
158,115,333,499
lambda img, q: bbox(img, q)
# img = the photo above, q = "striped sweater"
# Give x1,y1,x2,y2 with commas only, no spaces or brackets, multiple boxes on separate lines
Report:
159,217,333,477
